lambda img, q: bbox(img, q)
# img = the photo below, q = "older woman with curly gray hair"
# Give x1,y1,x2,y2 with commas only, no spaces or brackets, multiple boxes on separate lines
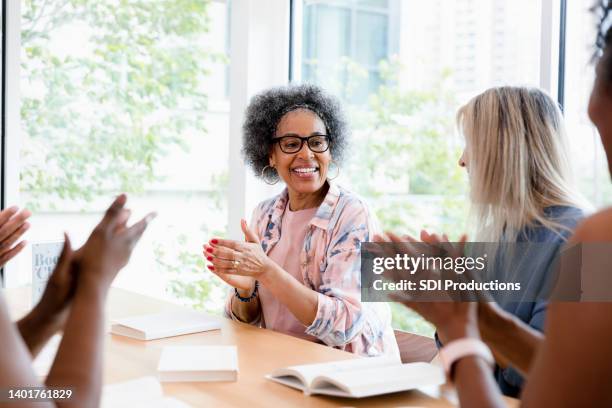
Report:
203,84,399,358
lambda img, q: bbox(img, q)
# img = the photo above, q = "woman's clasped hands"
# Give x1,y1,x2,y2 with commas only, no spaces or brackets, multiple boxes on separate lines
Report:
203,219,276,292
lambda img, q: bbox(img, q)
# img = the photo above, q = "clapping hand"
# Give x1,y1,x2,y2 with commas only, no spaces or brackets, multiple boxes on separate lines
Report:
375,230,480,342
32,235,76,331
372,230,466,301
204,219,273,292
0,206,31,267
73,194,156,289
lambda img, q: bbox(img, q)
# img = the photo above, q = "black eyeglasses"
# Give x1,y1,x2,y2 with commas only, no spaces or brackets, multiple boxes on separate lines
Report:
272,135,330,154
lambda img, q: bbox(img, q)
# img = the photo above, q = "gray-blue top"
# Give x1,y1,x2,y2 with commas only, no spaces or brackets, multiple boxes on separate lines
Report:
493,205,584,397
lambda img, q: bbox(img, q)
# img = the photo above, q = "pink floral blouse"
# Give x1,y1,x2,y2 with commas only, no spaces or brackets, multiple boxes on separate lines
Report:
225,183,399,359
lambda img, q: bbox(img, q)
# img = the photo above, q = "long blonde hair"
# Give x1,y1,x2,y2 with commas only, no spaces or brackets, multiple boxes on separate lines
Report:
457,86,583,241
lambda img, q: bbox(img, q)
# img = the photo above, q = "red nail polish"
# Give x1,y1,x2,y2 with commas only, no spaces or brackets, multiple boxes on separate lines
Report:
206,247,213,253
211,239,219,244
207,256,213,261
208,265,215,271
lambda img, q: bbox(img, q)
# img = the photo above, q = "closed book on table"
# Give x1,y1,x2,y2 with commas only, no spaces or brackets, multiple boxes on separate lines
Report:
111,311,221,341
158,345,238,382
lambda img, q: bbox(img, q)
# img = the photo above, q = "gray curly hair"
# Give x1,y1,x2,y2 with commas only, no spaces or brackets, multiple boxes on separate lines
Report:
242,84,349,179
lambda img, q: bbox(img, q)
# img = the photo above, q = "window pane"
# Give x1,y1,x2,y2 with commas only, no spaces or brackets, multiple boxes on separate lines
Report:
20,0,230,310
302,2,391,104
303,4,351,61
402,0,541,100
294,0,542,334
356,0,389,9
564,0,612,207
355,11,388,66
302,4,351,98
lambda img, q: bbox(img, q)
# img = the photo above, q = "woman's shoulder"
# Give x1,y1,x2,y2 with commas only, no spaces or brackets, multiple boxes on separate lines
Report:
253,196,277,214
327,185,380,238
543,205,584,225
571,207,612,242
334,185,373,220
252,190,286,217
518,205,584,243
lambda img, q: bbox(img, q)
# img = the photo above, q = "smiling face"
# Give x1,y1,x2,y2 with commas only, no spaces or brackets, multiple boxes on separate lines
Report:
270,109,331,197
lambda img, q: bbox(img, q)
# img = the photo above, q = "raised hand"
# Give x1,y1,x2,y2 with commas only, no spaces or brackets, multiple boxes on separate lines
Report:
392,290,480,343
372,231,452,302
204,219,270,292
73,194,156,289
374,229,481,342
0,206,31,267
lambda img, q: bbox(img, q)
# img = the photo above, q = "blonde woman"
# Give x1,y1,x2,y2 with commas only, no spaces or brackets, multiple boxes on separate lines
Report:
384,87,585,397
454,87,584,396
382,5,612,405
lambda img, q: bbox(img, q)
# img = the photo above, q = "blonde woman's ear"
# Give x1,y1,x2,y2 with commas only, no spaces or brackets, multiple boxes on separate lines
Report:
458,149,467,168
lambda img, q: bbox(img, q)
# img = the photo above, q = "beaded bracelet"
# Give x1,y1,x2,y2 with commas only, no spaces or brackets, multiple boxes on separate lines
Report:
234,281,259,302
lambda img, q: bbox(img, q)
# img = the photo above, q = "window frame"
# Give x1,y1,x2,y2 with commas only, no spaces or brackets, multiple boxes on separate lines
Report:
540,0,562,101
1,0,5,210
2,0,21,287
0,0,4,284
557,0,567,110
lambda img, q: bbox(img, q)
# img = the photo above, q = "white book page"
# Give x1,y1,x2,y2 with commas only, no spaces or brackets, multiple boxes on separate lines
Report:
161,397,192,408
270,356,397,388
101,377,192,407
311,363,445,398
125,397,192,408
101,376,164,407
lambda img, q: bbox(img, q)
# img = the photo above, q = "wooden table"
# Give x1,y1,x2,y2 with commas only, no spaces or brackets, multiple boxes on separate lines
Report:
4,287,517,408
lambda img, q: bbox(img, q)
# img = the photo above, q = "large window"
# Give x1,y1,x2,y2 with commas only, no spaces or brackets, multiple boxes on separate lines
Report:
19,0,231,311
299,0,398,103
564,0,612,206
293,0,543,335
7,0,608,334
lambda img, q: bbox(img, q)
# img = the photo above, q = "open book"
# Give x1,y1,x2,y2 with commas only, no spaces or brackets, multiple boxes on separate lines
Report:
111,311,221,340
266,357,444,398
